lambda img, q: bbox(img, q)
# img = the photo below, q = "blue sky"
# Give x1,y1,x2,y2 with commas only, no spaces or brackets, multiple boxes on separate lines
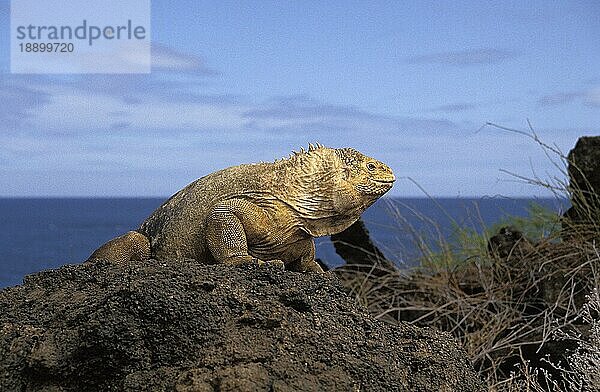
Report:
1,0,599,197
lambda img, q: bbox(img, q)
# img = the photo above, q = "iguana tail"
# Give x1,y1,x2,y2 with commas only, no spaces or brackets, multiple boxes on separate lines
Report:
86,231,150,263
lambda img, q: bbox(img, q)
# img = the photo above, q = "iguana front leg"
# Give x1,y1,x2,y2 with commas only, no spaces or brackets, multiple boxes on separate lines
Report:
293,239,324,273
205,199,284,268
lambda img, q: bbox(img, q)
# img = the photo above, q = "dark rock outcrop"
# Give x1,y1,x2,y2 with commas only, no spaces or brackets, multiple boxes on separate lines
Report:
487,226,535,260
331,219,396,275
0,260,484,391
563,136,600,239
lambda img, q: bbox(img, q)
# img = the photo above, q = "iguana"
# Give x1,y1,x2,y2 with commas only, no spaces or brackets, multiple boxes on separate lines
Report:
87,144,395,272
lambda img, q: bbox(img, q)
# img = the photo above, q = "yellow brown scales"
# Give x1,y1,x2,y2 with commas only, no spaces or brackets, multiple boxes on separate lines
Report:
87,144,395,272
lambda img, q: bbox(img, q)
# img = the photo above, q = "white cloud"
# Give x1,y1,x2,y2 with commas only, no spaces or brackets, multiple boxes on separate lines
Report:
537,86,600,108
407,48,519,66
36,90,249,132
151,43,218,74
585,86,600,107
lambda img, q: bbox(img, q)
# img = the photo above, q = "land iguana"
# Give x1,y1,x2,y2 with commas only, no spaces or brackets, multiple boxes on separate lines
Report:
87,144,395,272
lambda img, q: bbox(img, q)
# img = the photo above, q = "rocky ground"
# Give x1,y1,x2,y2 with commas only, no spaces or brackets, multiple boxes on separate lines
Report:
0,259,484,391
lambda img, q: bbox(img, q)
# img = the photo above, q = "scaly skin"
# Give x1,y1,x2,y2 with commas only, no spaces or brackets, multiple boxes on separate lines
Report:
87,144,395,272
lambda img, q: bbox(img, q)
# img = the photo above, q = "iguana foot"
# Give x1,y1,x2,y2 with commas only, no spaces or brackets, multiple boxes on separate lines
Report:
222,256,285,270
300,260,325,273
257,259,285,270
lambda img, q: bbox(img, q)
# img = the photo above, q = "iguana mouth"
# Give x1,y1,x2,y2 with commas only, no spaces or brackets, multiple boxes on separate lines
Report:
373,178,395,184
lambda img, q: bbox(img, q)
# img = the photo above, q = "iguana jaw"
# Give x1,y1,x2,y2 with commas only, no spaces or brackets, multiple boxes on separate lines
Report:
370,177,395,193
372,173,396,185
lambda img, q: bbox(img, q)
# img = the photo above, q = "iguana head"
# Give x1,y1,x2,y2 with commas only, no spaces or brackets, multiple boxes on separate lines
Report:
276,144,395,237
335,147,395,200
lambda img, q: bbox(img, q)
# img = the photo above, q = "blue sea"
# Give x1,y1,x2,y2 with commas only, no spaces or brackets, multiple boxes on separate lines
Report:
0,197,568,288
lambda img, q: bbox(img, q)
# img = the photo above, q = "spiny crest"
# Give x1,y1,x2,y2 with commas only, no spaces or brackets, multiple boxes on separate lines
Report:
284,142,326,160
335,147,362,168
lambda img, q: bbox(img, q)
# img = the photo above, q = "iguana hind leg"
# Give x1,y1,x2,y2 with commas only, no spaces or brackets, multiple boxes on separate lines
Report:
205,199,284,269
87,231,150,263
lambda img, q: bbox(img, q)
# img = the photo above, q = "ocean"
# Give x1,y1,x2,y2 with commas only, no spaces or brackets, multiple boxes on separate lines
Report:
0,197,568,288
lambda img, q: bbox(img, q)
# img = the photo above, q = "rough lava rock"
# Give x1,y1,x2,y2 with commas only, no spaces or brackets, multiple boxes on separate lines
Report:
563,136,600,238
567,136,600,199
0,260,484,391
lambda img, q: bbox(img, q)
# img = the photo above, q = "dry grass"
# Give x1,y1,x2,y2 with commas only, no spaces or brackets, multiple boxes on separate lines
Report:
335,128,600,390
338,240,599,389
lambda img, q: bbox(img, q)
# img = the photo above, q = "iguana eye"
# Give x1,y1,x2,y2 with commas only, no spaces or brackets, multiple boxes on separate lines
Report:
367,162,376,171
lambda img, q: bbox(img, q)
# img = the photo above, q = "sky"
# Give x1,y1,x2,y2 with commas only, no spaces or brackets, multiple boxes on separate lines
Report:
0,0,599,197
